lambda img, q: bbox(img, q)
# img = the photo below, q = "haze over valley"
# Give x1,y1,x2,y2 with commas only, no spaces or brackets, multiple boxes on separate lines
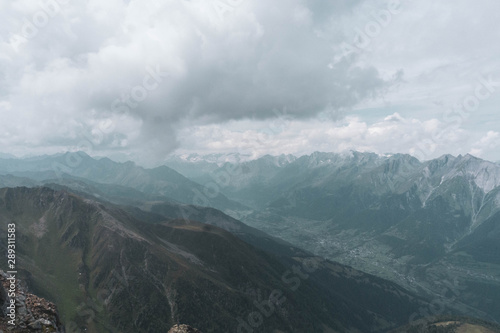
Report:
2,0,500,331
0,151,499,331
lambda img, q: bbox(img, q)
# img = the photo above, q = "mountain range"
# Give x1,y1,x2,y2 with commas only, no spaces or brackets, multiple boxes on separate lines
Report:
0,186,433,332
165,151,500,323
0,151,499,331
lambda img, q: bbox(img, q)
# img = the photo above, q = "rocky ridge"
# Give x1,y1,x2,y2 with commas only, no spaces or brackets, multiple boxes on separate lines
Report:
168,324,202,333
0,270,63,332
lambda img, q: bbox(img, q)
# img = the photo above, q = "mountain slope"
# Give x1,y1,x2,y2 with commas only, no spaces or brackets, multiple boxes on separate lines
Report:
172,151,500,323
0,186,431,332
0,152,247,213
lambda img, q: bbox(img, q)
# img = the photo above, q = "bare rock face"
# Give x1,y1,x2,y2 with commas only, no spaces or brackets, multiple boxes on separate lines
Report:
0,270,64,332
168,324,203,333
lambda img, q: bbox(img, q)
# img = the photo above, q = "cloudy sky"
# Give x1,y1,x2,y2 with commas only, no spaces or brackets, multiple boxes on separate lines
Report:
1,0,499,165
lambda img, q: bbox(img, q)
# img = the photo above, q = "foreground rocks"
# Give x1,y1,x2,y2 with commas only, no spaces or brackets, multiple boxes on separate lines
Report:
0,270,64,332
168,324,203,333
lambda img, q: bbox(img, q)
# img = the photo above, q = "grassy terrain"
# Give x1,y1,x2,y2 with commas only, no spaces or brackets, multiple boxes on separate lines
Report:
0,186,435,332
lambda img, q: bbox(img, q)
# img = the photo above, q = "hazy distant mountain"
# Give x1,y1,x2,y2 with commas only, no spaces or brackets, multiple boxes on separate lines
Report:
164,154,222,180
165,153,297,186
0,174,38,188
0,187,431,332
170,151,500,323
0,152,16,159
37,177,311,259
164,153,255,180
2,150,499,326
166,152,254,166
0,152,247,213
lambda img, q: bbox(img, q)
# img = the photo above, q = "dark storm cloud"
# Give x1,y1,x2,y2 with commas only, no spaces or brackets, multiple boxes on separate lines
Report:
81,0,386,127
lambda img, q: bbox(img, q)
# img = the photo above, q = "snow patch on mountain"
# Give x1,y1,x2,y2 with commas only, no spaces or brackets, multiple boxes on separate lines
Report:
170,153,253,166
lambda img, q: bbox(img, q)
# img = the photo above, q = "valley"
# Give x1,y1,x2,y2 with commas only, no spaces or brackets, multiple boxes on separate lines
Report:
0,185,430,332
166,151,500,325
0,151,499,332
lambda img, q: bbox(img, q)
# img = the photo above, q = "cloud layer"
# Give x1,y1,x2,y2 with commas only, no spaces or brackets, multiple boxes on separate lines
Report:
176,113,498,161
0,0,499,164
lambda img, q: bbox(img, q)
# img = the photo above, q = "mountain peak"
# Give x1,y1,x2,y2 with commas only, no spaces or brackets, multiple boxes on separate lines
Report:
455,153,482,163
436,154,456,162
168,324,203,333
385,153,421,164
463,153,480,161
63,150,92,159
166,152,252,165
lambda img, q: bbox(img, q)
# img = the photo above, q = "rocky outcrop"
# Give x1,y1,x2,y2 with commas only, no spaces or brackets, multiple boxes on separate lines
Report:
0,270,64,332
168,324,203,333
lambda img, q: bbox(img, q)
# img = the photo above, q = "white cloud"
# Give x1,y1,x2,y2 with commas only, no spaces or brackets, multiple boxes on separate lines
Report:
0,0,499,164
349,0,500,120
469,131,500,158
174,113,477,161
0,0,388,163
